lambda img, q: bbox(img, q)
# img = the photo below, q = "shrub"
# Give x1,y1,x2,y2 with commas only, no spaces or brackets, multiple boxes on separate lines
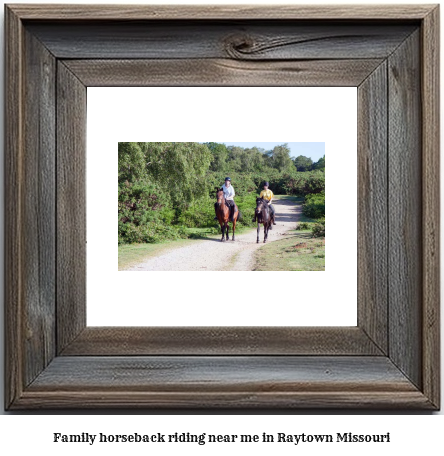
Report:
118,180,187,244
284,170,325,195
235,193,257,228
296,222,313,230
118,221,188,245
303,192,325,219
312,219,325,238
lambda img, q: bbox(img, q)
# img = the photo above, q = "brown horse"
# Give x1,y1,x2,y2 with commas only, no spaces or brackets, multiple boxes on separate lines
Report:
254,197,272,243
215,188,239,242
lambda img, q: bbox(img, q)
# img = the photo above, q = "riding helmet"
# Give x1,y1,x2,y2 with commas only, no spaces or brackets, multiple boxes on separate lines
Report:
225,177,231,182
264,181,269,187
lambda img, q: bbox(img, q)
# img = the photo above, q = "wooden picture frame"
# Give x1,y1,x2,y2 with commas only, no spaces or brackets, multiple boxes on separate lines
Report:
5,4,440,410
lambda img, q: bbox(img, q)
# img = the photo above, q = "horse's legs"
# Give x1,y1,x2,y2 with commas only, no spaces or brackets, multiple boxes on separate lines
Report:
264,224,268,243
221,224,225,242
225,223,229,241
257,222,260,243
232,216,237,241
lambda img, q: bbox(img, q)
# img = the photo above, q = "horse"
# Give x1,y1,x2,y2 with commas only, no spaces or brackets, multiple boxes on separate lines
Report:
215,188,239,242
254,197,272,243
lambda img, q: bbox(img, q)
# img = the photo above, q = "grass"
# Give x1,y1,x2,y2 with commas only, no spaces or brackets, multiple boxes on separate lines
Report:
253,230,325,271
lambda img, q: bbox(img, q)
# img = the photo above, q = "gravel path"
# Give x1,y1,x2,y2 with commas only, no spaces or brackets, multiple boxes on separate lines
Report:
127,199,302,271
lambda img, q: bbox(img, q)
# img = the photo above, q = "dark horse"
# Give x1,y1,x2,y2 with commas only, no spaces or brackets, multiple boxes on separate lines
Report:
254,197,272,243
215,188,239,242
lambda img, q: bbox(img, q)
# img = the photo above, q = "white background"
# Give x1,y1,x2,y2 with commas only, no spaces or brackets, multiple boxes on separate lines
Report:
0,0,442,448
87,87,357,326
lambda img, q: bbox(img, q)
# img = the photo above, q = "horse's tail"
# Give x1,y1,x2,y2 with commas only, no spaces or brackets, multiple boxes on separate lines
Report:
237,211,242,221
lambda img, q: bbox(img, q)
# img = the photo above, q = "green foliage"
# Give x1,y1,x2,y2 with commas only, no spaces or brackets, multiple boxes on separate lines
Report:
118,180,173,225
176,195,215,228
225,146,268,173
312,219,325,238
293,155,313,172
312,155,325,170
118,142,147,183
139,142,212,208
302,192,325,219
205,142,229,173
270,143,294,172
118,221,188,245
296,222,313,230
118,142,326,245
235,193,257,228
284,170,325,195
118,180,183,244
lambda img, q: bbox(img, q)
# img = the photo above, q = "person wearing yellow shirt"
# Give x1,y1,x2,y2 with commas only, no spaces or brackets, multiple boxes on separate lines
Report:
253,182,277,225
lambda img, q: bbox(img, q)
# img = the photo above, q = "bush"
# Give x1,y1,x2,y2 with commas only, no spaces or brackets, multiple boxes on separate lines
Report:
118,180,173,225
235,193,257,227
284,170,325,195
312,219,325,238
303,192,325,219
296,222,313,230
118,221,188,245
176,196,215,228
118,180,187,244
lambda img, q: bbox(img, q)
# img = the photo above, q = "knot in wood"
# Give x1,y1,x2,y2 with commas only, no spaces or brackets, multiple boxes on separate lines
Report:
224,34,255,59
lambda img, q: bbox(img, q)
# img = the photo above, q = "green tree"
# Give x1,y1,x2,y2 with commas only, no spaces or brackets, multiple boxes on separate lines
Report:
205,142,228,173
226,146,244,172
138,142,212,208
312,155,325,170
118,142,147,183
244,147,268,172
293,155,313,172
271,144,293,172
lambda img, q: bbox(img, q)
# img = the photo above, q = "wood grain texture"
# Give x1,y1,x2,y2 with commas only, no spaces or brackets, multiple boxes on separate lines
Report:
61,327,382,356
28,356,419,391
421,6,441,409
56,62,87,353
15,390,434,410
357,62,388,354
4,5,440,410
21,28,57,387
27,22,416,60
4,4,24,410
8,4,435,20
12,356,433,409
63,58,384,87
388,30,422,389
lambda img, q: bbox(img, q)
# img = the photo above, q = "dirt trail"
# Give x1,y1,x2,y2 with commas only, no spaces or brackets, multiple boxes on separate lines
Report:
127,199,302,271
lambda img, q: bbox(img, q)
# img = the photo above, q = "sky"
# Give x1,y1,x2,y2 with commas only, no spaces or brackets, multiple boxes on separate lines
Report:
223,142,325,162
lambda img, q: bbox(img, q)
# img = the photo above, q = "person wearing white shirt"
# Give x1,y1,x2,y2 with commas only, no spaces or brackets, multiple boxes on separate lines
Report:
214,177,236,221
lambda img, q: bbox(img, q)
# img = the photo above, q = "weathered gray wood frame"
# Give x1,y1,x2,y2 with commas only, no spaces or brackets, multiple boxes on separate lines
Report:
4,4,440,409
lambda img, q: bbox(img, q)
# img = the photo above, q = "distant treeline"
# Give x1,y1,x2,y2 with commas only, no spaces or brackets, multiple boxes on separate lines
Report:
118,142,325,244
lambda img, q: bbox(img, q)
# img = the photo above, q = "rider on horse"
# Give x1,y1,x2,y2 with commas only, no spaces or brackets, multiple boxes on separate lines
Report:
214,177,237,221
253,181,277,225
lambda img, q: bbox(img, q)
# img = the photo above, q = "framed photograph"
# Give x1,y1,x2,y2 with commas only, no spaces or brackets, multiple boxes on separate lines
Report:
5,4,440,409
